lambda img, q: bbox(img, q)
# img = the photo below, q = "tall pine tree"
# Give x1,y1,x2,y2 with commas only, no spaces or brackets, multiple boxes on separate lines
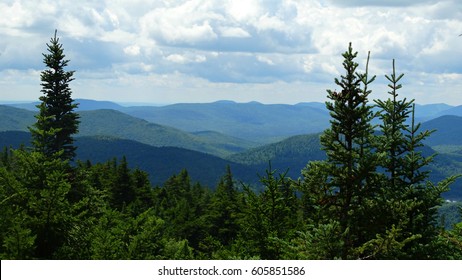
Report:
319,43,380,259
30,30,79,161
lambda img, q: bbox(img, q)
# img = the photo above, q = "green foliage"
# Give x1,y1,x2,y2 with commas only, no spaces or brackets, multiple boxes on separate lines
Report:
239,165,300,259
296,44,460,259
29,30,79,161
299,44,383,259
0,148,72,259
208,166,242,246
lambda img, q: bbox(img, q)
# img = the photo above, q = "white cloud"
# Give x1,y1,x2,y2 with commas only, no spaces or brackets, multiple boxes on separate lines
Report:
226,0,262,22
124,45,141,56
0,0,461,105
219,26,251,38
139,1,219,44
257,55,275,66
165,53,207,64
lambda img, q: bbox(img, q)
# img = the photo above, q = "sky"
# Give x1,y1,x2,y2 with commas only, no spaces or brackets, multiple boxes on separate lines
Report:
0,0,461,105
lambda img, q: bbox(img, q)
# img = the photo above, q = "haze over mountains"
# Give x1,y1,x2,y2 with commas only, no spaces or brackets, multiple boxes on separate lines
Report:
1,99,461,199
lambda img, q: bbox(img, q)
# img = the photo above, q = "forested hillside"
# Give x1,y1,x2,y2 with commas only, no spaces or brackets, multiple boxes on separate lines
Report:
0,106,257,157
121,101,330,143
0,131,258,186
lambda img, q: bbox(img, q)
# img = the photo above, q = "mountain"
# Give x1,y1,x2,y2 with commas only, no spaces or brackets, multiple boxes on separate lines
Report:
7,99,125,111
436,105,462,118
78,109,256,157
121,101,331,143
74,135,257,186
414,103,454,121
228,133,324,174
0,106,256,157
421,115,462,146
4,99,457,144
0,105,35,131
228,132,462,200
0,131,257,186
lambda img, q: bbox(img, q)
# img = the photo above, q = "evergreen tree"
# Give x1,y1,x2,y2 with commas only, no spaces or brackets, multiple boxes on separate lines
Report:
303,43,380,259
295,46,459,260
30,30,79,161
208,166,241,246
240,166,299,259
371,61,459,259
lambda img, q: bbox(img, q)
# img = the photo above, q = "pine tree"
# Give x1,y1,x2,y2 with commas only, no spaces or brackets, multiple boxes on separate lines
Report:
209,166,241,246
372,61,459,259
316,43,380,258
240,165,299,259
30,30,79,161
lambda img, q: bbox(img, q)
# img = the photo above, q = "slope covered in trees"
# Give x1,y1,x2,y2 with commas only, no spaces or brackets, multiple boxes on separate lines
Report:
0,106,257,157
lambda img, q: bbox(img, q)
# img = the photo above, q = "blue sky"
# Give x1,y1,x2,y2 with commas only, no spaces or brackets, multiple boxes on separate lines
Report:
0,0,461,104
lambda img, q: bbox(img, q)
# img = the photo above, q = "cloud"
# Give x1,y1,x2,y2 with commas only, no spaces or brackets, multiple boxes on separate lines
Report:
219,26,251,38
124,45,141,56
139,0,220,45
165,53,207,64
0,0,461,105
325,0,435,7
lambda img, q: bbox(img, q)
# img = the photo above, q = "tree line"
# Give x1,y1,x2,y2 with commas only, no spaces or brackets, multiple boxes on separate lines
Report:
0,33,461,259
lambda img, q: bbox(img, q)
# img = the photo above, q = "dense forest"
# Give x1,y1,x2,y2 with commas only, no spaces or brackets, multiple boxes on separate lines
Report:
1,34,462,260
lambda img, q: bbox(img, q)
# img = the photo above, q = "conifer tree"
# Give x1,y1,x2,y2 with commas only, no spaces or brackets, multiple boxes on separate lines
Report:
209,166,241,246
372,61,458,259
317,43,380,258
30,30,79,161
240,166,299,259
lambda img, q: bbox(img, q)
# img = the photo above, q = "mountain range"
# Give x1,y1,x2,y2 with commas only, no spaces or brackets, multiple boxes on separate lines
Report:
1,99,461,199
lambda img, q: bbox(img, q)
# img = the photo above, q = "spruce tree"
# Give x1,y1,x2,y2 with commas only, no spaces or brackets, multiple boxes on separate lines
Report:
320,43,380,259
30,30,79,161
209,166,241,246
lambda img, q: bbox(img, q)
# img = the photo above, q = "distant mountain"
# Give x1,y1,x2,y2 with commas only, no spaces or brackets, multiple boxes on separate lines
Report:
6,99,124,111
414,103,454,121
0,106,256,157
74,135,257,186
0,130,32,148
0,105,35,131
421,115,462,146
4,99,457,144
228,133,324,174
122,101,331,143
78,109,256,157
228,132,462,200
0,131,257,186
294,102,328,111
436,105,462,118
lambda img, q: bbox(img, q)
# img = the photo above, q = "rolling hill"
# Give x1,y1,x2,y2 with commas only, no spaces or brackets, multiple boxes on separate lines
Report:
0,105,35,131
0,105,257,157
121,101,331,143
228,132,462,200
4,99,457,143
78,109,257,157
421,115,462,146
0,131,258,187
7,99,125,112
227,133,324,174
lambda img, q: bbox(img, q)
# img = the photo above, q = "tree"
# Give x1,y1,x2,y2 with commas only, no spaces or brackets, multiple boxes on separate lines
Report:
371,61,459,259
240,165,299,259
0,149,72,259
208,166,241,246
301,43,380,259
295,45,459,260
30,30,79,161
